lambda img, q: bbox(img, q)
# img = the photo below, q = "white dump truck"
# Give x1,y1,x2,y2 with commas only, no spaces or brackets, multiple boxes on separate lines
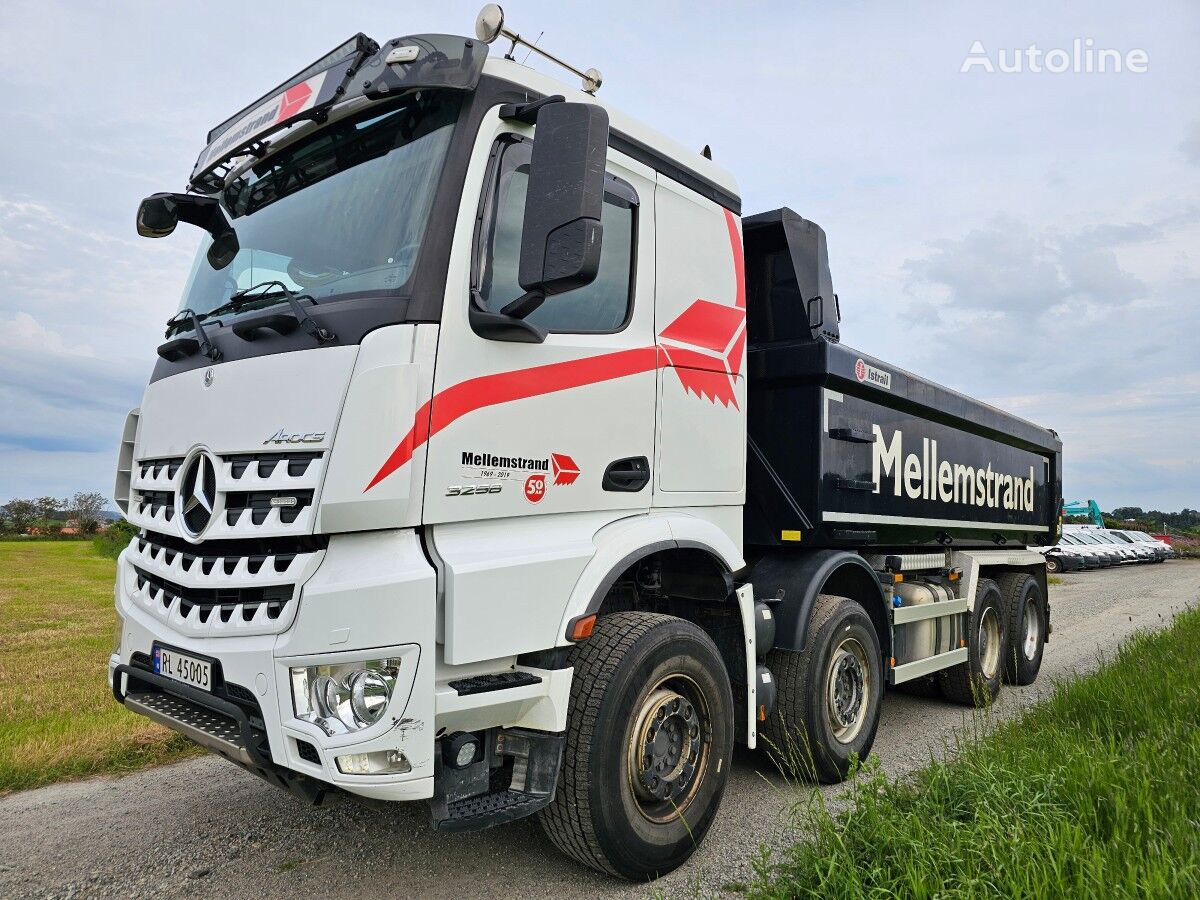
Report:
110,6,1061,879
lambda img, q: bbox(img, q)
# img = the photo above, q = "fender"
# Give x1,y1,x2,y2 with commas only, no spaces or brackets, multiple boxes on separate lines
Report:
747,549,887,656
557,512,744,642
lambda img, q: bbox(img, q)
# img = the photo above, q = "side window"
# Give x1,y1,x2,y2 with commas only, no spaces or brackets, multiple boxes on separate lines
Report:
475,137,637,333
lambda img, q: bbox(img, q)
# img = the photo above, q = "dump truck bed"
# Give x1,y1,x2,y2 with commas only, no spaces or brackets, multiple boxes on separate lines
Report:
744,338,1063,550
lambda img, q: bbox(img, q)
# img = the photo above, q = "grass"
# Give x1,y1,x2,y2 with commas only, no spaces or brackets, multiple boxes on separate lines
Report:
743,605,1200,899
0,541,200,794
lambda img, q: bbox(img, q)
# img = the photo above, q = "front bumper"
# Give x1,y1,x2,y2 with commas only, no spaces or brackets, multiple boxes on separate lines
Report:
111,529,438,802
1055,554,1085,572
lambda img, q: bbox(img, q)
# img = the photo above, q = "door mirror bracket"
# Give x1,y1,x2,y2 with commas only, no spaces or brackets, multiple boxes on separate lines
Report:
136,192,240,270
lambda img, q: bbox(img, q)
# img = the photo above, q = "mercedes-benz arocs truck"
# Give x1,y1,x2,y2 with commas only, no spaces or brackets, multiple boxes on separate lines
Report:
109,6,1063,880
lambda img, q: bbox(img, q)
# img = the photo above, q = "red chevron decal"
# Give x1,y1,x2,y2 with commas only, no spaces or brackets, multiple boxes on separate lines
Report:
551,453,581,485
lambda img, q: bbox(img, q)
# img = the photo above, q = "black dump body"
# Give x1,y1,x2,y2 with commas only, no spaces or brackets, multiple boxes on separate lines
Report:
742,208,1063,552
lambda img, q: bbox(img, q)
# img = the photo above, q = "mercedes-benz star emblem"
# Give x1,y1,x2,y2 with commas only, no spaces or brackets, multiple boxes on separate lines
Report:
203,368,215,388
178,451,217,537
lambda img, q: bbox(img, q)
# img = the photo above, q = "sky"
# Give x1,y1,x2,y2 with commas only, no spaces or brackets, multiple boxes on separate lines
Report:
1,0,1197,510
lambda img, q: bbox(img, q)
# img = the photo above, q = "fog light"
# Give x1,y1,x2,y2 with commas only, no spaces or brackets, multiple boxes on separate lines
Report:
443,731,482,769
335,750,411,776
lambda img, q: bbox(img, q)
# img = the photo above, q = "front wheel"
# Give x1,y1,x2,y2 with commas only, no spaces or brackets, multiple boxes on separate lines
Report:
538,612,734,880
761,595,883,784
1045,555,1062,574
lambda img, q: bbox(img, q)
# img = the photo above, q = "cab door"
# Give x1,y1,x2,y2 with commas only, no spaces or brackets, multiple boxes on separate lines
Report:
423,111,658,663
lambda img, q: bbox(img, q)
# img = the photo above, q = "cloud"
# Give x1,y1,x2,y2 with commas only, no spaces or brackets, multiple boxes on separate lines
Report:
1182,120,1200,165
900,213,1200,509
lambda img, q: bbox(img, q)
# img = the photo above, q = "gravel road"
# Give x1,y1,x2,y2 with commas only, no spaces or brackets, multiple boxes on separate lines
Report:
2,562,1197,900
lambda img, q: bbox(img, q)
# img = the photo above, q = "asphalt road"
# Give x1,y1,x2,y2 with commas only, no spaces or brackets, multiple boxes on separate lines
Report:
2,561,1197,900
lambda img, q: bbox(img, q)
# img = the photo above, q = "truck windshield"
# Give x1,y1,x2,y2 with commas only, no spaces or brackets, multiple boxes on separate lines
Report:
177,90,461,317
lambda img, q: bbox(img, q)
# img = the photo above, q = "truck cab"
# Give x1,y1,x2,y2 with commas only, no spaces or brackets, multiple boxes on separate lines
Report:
110,9,1061,881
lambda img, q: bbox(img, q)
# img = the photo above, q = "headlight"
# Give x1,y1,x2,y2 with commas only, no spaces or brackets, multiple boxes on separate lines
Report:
290,658,401,735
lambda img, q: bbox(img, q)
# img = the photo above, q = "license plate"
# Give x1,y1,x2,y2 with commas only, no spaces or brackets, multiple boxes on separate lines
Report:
153,645,212,691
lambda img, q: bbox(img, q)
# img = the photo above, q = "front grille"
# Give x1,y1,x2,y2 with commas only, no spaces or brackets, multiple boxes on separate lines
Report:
126,449,326,539
134,566,292,623
296,740,321,765
123,530,326,637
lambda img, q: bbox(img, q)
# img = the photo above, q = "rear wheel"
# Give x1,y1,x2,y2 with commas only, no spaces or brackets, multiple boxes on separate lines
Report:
1045,555,1062,574
939,578,1006,706
997,573,1045,685
538,612,733,880
761,595,883,784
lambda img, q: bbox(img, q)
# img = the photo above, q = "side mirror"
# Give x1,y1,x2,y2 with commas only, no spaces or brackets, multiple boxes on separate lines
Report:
503,102,609,320
136,193,180,238
136,192,240,270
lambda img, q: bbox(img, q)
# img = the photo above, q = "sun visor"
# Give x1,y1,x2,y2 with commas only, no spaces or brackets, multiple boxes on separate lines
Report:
189,33,486,193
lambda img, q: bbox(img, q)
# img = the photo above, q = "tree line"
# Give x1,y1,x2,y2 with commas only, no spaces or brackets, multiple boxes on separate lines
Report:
0,493,110,535
1108,507,1200,534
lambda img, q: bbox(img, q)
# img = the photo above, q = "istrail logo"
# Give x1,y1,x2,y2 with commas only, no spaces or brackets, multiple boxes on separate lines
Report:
462,450,549,472
872,425,1036,512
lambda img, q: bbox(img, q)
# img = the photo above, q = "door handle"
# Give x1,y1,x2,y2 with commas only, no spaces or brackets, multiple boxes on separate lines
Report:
603,457,650,492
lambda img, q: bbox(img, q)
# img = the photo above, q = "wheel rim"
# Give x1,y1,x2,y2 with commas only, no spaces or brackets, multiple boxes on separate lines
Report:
978,605,1001,679
625,675,710,824
826,637,871,744
1022,598,1040,660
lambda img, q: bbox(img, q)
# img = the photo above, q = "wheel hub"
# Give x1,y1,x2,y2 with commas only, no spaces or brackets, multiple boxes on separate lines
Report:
1022,599,1040,660
978,606,1001,679
826,638,871,743
630,687,703,809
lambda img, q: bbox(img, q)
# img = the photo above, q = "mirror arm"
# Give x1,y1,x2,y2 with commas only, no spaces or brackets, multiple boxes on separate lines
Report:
498,94,565,125
469,290,547,344
501,289,546,319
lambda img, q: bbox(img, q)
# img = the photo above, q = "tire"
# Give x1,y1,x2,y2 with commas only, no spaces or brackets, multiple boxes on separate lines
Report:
538,612,734,880
1045,555,1062,574
760,594,883,784
939,578,1006,706
997,573,1045,686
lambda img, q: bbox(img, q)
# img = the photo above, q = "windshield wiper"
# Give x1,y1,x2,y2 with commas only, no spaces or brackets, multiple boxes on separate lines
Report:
205,281,291,320
224,280,337,345
158,308,223,362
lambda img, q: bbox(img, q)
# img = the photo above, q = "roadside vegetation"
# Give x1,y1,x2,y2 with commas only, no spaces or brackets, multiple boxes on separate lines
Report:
743,605,1200,898
0,541,200,794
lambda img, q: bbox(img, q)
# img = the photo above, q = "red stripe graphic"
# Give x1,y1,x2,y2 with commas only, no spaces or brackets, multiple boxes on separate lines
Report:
365,347,659,491
364,212,747,492
723,208,746,309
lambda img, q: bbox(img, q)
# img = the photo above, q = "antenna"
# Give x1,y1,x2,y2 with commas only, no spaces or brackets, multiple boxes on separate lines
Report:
475,4,602,94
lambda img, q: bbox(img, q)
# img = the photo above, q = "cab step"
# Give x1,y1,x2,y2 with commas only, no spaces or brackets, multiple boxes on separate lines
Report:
448,671,542,695
435,789,552,832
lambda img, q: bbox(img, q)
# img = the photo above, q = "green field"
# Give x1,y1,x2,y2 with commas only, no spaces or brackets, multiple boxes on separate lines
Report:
0,541,200,794
742,606,1200,898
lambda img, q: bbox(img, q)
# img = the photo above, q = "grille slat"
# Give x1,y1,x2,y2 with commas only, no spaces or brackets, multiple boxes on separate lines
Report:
125,530,327,637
